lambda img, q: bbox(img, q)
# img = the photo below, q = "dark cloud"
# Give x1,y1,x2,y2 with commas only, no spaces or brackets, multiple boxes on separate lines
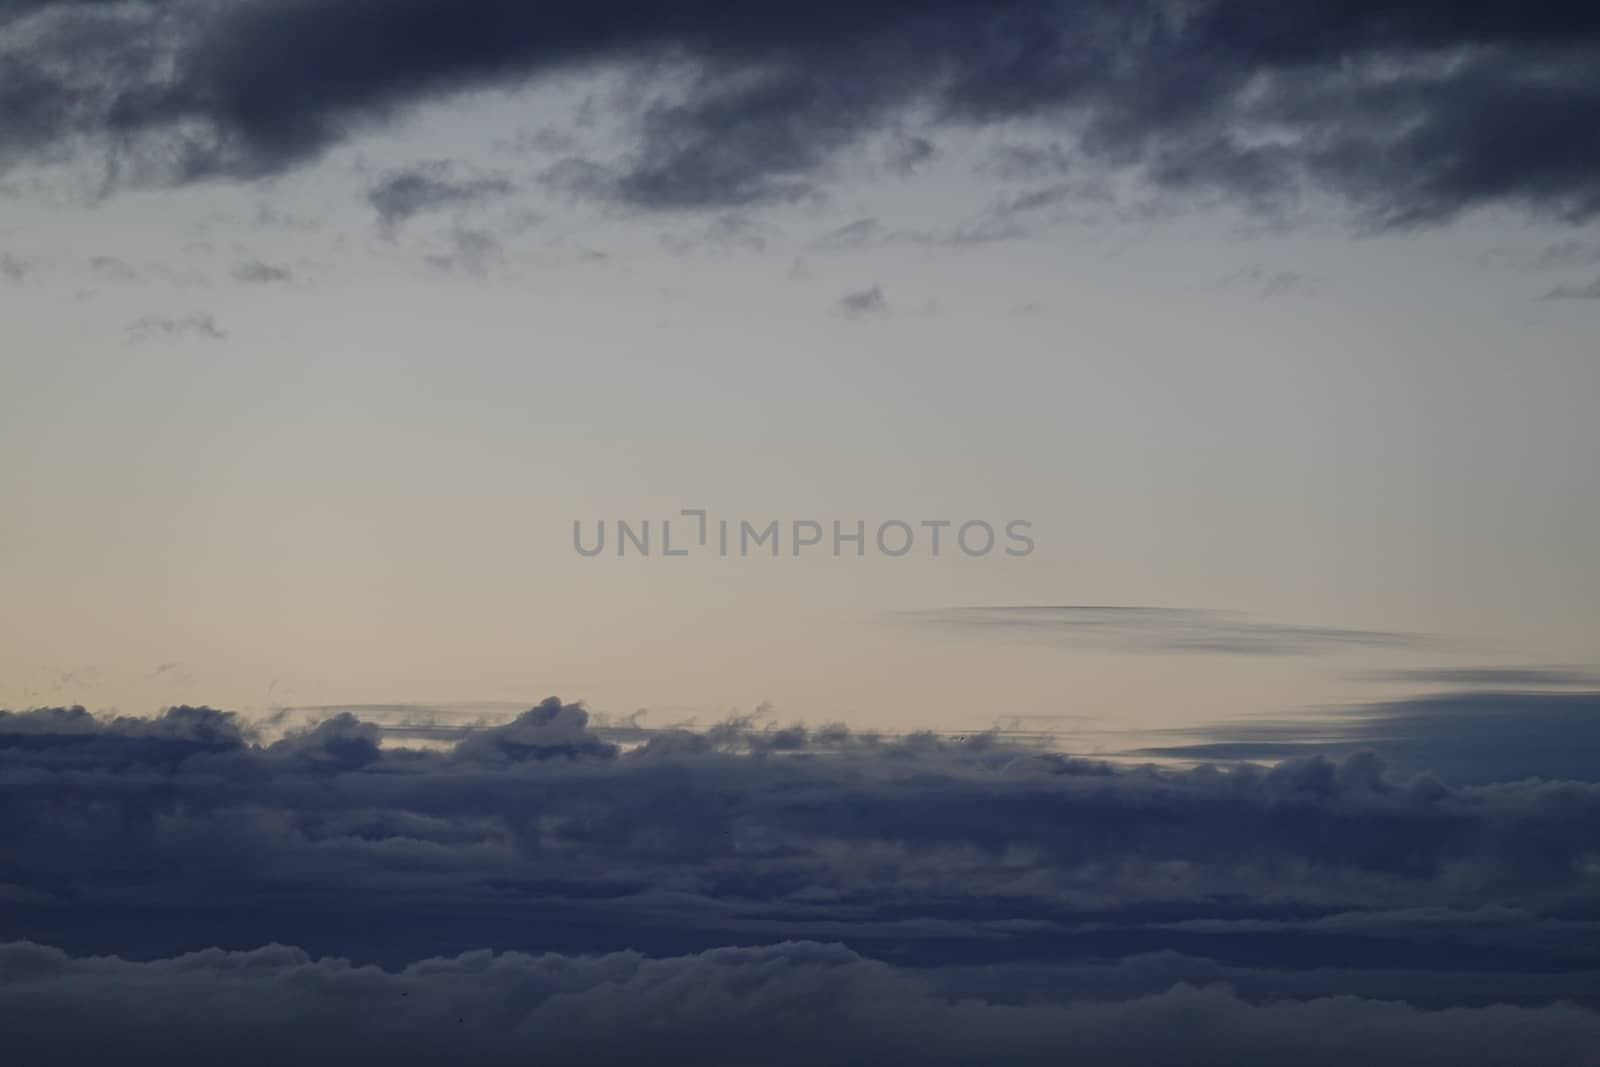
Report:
1360,666,1600,689
885,131,938,176
423,226,502,276
4,939,1600,1066
1134,690,1600,784
3,700,1599,962
124,312,226,342
659,212,770,256
903,605,1432,656
1222,264,1312,299
366,162,515,232
5,698,1600,1057
837,285,888,318
4,1,1600,221
815,217,887,252
1543,277,1600,300
231,259,292,284
89,255,137,282
0,251,29,280
1533,239,1600,269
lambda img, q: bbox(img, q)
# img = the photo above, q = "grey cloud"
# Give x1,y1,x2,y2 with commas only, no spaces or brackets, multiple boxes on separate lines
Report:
1,251,29,280
1543,277,1600,300
815,217,886,251
231,259,292,284
903,605,1432,656
837,285,888,318
3,701,1599,966
1533,239,1600,269
452,696,619,763
4,698,1600,1060
3,939,1599,1067
4,1,1600,224
810,183,1105,254
367,162,515,232
1222,265,1312,299
979,141,1077,181
885,131,938,176
423,226,502,276
89,255,137,281
1133,689,1600,784
660,213,770,256
1360,666,1600,689
124,312,226,342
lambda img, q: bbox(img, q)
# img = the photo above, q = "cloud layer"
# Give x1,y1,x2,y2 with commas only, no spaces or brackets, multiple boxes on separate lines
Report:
4,698,1599,1060
5,0,1600,221
5,939,1600,1066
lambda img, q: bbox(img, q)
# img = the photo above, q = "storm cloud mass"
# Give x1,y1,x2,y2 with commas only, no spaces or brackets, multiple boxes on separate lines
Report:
4,0,1600,221
3,699,1600,1063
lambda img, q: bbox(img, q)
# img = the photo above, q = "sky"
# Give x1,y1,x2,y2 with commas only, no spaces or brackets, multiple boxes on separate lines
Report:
2,1,1600,1062
2,26,1597,738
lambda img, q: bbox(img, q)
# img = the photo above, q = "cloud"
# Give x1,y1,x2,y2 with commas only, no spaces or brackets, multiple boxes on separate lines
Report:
231,260,292,284
1221,265,1313,299
1,251,30,281
4,1,1600,223
1360,666,1600,689
837,285,888,318
1533,240,1600,269
1543,277,1600,300
3,939,1600,1066
367,162,515,232
902,605,1432,656
659,212,770,256
89,256,138,282
451,696,619,762
124,312,227,343
1133,689,1600,784
4,699,1600,1056
423,226,502,276
4,701,1600,972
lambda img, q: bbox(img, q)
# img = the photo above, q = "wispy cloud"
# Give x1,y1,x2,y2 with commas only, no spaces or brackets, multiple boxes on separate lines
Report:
900,605,1432,656
231,260,293,284
1543,277,1600,301
1130,689,1600,784
837,285,888,319
124,313,227,344
368,162,515,233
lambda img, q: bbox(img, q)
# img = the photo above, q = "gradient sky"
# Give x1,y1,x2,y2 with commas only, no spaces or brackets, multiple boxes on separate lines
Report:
2,0,1598,743
10,6,1600,1064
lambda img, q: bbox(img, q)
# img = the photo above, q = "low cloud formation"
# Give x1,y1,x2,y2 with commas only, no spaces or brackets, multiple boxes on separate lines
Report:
4,1,1600,222
903,604,1431,656
4,939,1599,1066
3,698,1599,962
1134,689,1600,784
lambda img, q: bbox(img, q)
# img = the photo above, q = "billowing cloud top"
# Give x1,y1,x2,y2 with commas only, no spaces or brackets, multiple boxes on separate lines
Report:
5,0,1600,221
3,699,1600,1062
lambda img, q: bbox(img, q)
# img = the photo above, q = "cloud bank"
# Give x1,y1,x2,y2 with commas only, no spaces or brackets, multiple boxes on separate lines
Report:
4,698,1600,1060
5,0,1600,222
5,939,1600,1067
